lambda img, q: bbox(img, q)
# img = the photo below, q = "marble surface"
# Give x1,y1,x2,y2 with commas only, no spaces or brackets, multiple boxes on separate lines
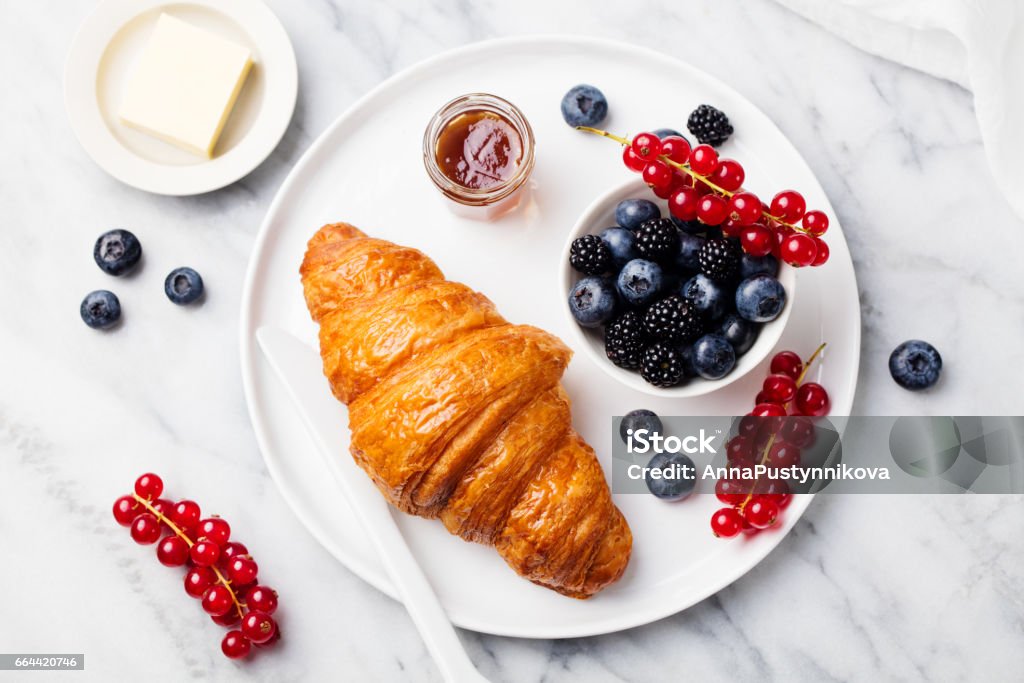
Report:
2,0,1023,681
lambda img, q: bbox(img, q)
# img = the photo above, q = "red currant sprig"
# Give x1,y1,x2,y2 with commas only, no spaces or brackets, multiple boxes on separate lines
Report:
578,126,831,267
113,474,281,659
710,344,831,538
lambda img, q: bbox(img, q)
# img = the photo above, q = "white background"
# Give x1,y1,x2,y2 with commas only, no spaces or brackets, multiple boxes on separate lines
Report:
1,0,1022,681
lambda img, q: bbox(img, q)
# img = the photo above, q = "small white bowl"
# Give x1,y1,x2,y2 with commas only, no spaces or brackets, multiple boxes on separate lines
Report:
560,177,796,398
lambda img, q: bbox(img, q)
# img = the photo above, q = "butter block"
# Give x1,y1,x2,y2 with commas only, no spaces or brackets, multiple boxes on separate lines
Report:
119,14,253,158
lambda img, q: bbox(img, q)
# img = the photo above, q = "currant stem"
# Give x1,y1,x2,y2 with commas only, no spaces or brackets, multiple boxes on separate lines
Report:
131,493,245,618
575,125,815,234
739,342,828,510
796,342,827,384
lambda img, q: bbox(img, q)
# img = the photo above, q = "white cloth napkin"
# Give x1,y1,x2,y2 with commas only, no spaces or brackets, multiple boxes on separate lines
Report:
773,0,1024,219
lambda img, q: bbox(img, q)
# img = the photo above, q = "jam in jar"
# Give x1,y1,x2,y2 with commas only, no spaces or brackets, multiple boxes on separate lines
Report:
423,94,535,219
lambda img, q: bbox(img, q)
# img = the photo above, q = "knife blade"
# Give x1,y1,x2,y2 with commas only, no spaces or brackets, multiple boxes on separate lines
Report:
256,326,488,683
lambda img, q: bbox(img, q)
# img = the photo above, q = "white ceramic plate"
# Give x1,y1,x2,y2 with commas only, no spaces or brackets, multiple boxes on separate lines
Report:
239,36,861,638
64,0,296,196
561,177,798,398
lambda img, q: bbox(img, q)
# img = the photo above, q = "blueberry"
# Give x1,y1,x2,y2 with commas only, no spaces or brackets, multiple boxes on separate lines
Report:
568,276,617,327
561,84,608,128
676,234,705,272
739,253,779,279
678,343,698,378
600,227,638,268
652,128,687,141
619,409,663,444
681,273,729,321
616,259,663,307
644,452,697,501
889,340,942,390
718,313,759,355
692,333,736,380
735,275,786,323
670,217,706,235
93,229,142,276
80,290,121,329
615,199,660,232
164,267,204,305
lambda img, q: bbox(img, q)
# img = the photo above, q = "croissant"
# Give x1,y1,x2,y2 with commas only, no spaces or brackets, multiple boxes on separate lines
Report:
300,223,631,598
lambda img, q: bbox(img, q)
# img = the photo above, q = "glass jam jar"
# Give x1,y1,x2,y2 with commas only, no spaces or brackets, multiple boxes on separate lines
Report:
423,94,536,220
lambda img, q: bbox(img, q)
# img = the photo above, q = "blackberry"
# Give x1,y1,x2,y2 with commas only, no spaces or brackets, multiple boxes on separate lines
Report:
641,342,685,388
634,218,680,265
604,310,647,369
699,237,741,282
687,104,733,147
642,295,704,343
569,234,612,275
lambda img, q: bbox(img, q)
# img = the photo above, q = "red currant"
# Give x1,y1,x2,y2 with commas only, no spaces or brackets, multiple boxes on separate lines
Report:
780,416,816,448
241,611,277,644
198,517,231,545
762,373,797,403
736,414,761,439
753,477,791,498
245,585,279,615
113,495,142,527
171,500,201,533
750,403,787,417
652,180,675,199
221,631,251,659
151,499,173,519
156,535,190,567
715,478,748,505
190,539,221,566
711,508,744,538
743,497,780,529
212,610,242,627
697,195,728,225
202,585,235,617
693,178,714,195
725,436,752,462
668,186,700,221
769,190,806,222
134,473,163,501
622,146,646,172
130,513,162,545
642,161,673,192
802,210,829,236
220,541,249,565
767,442,801,468
710,159,744,192
754,390,780,407
770,351,803,380
660,135,691,164
780,233,818,267
669,171,689,191
721,218,745,238
689,144,718,176
184,566,216,598
227,556,259,586
795,383,830,417
740,225,773,257
631,132,663,161
811,238,830,266
728,192,762,225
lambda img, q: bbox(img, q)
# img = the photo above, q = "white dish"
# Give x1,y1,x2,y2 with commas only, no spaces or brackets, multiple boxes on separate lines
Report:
561,177,797,398
239,36,861,639
64,0,296,196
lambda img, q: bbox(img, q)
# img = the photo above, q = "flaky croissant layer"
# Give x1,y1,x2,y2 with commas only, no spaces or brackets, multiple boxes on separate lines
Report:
301,223,631,598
